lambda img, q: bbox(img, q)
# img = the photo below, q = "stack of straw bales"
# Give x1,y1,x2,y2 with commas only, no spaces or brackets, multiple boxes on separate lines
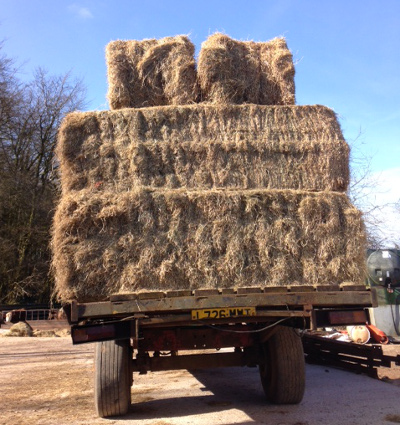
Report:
52,34,366,302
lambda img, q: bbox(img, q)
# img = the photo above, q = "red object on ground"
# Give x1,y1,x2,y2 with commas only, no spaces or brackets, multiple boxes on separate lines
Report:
366,324,389,344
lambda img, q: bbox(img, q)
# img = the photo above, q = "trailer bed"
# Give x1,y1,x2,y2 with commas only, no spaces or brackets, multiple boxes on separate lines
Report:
66,285,376,344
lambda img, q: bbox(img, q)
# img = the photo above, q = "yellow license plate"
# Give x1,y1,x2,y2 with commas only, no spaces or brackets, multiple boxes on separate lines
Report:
191,307,256,320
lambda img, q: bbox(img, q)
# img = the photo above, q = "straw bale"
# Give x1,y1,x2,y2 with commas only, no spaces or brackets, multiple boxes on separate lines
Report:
52,188,366,302
33,330,58,338
6,321,33,337
197,33,295,105
106,35,197,109
57,104,349,193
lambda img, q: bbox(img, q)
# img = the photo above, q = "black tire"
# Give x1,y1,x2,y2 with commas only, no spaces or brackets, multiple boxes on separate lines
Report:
259,326,305,404
94,339,131,418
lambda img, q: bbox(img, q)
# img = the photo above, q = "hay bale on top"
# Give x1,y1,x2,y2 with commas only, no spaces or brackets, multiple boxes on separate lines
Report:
106,39,155,109
56,104,349,194
52,188,366,302
258,38,296,105
106,35,197,109
197,33,295,105
197,34,260,104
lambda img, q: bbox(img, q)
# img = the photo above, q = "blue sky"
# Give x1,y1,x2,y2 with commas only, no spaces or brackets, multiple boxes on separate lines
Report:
1,0,400,242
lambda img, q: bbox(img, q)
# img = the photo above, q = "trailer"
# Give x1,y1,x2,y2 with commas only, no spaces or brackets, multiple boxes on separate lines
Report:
65,284,376,418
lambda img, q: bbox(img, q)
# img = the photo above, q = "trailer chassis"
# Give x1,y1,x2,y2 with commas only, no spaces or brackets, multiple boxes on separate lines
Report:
65,286,376,418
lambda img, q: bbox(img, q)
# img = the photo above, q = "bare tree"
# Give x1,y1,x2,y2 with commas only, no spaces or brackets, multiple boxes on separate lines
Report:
348,132,390,249
348,126,400,249
0,45,86,303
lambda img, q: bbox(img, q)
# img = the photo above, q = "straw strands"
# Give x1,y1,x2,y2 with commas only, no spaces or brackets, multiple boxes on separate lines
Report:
51,34,366,302
106,33,295,108
56,104,349,194
197,33,295,104
106,35,198,109
52,188,365,302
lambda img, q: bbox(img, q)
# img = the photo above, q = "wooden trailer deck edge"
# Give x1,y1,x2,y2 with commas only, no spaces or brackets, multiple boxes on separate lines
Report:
68,287,377,322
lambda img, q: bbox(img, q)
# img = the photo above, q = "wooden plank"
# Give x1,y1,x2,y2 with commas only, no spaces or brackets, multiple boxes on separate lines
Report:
137,291,166,300
165,290,193,298
340,283,368,291
236,287,263,294
288,285,315,292
193,289,220,296
221,288,236,295
315,284,340,292
262,287,288,293
110,293,138,302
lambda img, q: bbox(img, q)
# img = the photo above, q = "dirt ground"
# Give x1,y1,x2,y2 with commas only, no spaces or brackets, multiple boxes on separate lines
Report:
1,334,400,425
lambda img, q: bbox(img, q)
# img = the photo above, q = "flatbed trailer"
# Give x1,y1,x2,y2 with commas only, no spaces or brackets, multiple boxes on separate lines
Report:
65,284,376,418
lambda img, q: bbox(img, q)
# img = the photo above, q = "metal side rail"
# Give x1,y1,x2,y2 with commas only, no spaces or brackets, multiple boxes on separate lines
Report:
302,333,400,378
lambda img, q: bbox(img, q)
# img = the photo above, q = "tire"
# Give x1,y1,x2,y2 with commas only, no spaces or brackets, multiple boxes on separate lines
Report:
259,326,305,404
94,339,131,418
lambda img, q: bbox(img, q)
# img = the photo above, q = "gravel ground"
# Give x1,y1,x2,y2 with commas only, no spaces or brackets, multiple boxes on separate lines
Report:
0,336,399,425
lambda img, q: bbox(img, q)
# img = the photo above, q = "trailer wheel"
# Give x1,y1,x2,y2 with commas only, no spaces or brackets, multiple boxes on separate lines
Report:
259,326,305,404
94,339,131,418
